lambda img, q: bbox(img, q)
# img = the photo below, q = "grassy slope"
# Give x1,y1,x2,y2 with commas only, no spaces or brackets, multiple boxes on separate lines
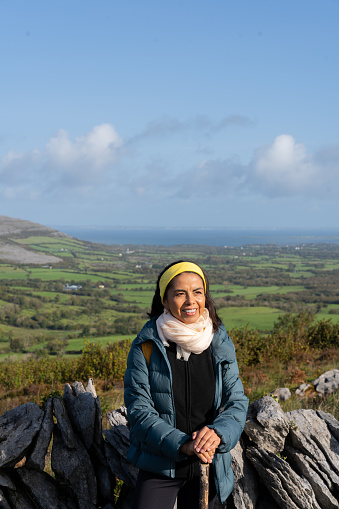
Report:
0,221,339,359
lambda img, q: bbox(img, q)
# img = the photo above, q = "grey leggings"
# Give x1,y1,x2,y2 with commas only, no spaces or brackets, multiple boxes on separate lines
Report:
131,470,217,509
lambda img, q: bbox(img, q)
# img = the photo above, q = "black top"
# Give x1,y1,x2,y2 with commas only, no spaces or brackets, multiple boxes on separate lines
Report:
165,341,215,479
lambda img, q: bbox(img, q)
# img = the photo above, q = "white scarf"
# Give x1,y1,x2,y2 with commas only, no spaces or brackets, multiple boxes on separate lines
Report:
156,308,213,361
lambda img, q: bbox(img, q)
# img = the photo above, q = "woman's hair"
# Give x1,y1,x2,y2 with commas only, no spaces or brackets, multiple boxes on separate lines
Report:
148,260,222,332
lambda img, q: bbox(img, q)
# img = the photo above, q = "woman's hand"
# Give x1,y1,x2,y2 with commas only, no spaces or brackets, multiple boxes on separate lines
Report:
180,440,214,463
180,428,221,463
192,427,221,454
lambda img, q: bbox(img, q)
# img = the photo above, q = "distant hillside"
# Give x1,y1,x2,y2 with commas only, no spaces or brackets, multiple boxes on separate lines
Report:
0,215,69,264
0,215,67,239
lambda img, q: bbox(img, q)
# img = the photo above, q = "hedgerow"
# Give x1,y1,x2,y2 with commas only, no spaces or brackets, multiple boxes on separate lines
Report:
0,340,131,391
0,313,338,393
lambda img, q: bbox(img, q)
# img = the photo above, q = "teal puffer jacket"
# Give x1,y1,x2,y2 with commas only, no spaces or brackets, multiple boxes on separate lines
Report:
124,318,248,503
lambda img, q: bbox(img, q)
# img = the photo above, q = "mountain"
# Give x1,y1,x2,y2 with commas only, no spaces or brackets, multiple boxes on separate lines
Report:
0,215,67,239
0,215,69,264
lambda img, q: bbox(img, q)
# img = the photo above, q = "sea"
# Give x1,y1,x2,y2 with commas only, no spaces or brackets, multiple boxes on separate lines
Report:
52,227,339,247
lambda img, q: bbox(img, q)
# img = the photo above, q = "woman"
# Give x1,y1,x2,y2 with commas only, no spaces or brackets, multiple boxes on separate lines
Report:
124,261,248,509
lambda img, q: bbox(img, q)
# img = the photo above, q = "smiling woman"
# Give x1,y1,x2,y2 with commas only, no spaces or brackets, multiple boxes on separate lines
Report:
164,272,206,324
124,260,248,509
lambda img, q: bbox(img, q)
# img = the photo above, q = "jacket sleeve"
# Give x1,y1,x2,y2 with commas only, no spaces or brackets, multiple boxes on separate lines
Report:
124,341,190,462
208,342,249,454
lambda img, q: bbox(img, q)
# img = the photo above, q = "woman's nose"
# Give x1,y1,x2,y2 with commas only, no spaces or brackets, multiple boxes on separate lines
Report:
185,293,194,304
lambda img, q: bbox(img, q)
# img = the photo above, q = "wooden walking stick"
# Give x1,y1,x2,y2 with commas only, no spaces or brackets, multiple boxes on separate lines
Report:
199,462,209,509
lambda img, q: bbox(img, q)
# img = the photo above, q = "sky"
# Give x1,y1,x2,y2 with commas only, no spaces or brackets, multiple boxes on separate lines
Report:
1,0,339,229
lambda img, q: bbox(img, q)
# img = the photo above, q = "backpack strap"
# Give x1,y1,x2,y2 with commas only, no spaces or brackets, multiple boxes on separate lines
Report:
141,340,153,365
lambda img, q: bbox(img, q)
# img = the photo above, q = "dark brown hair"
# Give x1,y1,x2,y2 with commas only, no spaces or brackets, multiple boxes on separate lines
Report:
148,260,222,332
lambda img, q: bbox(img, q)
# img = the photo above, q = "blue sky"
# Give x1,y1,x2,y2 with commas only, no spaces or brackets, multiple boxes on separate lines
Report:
1,0,339,228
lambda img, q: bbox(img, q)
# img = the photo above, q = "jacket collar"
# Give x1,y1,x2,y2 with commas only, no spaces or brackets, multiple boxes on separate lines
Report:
211,325,236,364
134,317,165,350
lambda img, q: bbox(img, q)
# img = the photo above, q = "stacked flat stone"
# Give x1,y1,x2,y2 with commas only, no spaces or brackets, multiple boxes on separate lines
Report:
0,377,339,509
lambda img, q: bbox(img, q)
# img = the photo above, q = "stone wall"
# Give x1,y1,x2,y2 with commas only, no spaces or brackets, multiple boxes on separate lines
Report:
0,379,338,509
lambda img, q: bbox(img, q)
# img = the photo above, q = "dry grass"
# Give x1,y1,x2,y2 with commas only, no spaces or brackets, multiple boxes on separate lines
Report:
1,349,338,422
240,347,339,419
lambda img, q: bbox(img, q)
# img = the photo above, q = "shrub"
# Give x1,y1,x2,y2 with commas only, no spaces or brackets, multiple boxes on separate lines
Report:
307,319,339,349
0,339,132,392
46,339,69,355
267,310,314,362
76,340,132,382
230,326,267,366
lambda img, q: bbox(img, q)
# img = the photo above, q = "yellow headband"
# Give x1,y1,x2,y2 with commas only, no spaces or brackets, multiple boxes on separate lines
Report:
159,262,206,302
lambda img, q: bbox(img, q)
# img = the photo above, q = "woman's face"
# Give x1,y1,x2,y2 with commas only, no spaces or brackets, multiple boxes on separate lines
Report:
163,272,206,324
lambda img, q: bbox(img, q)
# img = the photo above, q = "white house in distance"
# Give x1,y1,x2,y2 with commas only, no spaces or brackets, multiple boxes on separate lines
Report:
64,284,82,291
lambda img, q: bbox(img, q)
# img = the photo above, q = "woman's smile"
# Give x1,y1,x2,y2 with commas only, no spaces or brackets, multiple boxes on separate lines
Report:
183,308,197,316
163,272,206,324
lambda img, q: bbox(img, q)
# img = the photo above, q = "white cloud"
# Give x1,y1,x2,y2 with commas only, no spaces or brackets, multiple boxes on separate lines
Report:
160,134,339,201
1,123,339,213
0,124,123,193
128,114,253,144
170,158,246,199
46,124,122,169
250,134,318,195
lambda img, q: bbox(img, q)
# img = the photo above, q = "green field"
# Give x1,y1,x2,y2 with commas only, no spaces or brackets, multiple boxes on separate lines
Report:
1,231,339,360
214,284,305,300
218,306,284,331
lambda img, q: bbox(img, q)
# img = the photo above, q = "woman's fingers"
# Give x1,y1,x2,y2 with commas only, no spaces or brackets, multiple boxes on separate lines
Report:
182,428,220,461
196,449,215,463
180,439,216,463
193,427,221,453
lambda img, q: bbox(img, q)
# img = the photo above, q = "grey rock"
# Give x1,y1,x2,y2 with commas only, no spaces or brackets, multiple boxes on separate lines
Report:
87,443,112,500
246,446,321,509
0,402,44,468
295,383,312,397
107,406,129,428
212,499,225,509
96,465,116,503
93,396,104,447
90,441,109,469
285,445,338,509
27,398,54,470
256,496,280,509
5,487,36,509
317,410,339,441
0,473,16,490
53,398,77,449
244,396,290,453
0,488,11,509
63,382,97,450
85,378,97,398
269,388,291,402
70,381,86,395
312,369,339,395
287,409,339,486
315,381,339,395
51,426,97,509
104,426,138,487
230,440,258,509
17,467,75,509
